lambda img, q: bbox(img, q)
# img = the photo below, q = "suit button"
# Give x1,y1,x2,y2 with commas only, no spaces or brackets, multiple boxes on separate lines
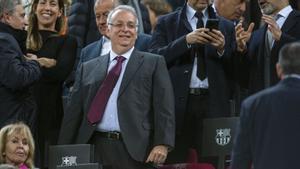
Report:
183,70,189,74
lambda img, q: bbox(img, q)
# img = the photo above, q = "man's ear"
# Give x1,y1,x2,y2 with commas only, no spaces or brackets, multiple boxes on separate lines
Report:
276,63,283,79
2,12,11,23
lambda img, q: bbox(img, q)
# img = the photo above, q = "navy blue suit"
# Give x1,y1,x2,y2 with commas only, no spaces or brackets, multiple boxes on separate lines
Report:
231,77,300,169
149,3,235,163
150,4,235,132
243,10,300,94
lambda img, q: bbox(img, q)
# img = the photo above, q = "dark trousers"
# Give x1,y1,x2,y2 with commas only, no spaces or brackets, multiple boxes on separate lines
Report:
166,93,209,163
89,133,154,169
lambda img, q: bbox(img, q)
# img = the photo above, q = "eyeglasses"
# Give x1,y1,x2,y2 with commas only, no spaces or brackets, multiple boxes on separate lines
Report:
108,22,138,30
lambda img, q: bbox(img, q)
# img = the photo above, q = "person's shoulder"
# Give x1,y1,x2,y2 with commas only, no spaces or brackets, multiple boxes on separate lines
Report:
157,9,182,23
217,16,235,29
134,50,164,62
0,32,17,43
82,39,100,52
0,32,20,52
242,85,279,108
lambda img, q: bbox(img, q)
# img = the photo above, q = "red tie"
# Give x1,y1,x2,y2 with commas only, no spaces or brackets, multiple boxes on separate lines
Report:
87,56,126,124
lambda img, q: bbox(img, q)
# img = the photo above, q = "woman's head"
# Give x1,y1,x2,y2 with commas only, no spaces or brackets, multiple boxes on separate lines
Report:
30,0,64,31
27,0,65,50
0,122,34,168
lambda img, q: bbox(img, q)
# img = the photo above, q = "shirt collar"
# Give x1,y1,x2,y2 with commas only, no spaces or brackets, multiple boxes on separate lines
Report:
211,3,217,15
283,74,300,80
186,4,208,22
109,47,134,62
277,5,293,19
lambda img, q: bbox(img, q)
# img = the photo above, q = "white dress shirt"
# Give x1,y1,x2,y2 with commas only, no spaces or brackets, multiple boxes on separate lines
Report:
96,47,134,132
186,4,209,89
100,36,111,56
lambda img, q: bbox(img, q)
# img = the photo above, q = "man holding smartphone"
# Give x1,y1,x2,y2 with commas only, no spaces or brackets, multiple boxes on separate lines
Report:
149,0,235,164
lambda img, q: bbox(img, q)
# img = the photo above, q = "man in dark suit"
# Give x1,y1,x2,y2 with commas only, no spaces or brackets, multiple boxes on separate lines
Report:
59,5,175,169
0,0,55,131
235,0,300,94
149,0,235,163
231,42,300,169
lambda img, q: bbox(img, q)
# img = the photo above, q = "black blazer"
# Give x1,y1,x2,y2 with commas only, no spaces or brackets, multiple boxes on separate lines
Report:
149,3,235,132
244,10,300,94
231,77,300,169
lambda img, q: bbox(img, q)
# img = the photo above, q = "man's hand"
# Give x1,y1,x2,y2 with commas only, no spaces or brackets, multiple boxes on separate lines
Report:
146,145,168,165
25,53,57,68
186,28,210,45
24,53,38,60
262,14,282,41
37,57,57,68
207,29,225,53
235,21,255,52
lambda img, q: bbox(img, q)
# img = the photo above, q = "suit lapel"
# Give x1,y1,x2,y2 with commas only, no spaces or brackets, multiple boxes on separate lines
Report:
272,10,300,52
97,38,104,57
91,53,109,91
118,50,144,96
176,3,193,36
281,10,300,33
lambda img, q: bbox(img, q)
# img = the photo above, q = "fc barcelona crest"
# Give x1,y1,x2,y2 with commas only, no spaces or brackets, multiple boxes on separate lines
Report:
59,156,78,166
215,128,231,146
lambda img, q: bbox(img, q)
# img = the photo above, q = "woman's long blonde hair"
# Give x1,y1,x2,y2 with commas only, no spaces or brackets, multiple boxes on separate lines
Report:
0,122,35,169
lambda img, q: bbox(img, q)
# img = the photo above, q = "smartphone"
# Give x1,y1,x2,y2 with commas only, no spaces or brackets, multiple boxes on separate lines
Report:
206,19,219,31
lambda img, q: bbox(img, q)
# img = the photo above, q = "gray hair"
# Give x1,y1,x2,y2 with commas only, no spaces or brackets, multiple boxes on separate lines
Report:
0,0,22,17
278,42,300,75
107,5,139,28
95,0,121,9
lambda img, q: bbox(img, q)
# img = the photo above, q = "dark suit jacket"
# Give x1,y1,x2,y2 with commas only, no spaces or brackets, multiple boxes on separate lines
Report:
231,77,300,169
244,10,300,94
67,34,151,93
59,49,175,162
149,4,235,132
0,24,41,130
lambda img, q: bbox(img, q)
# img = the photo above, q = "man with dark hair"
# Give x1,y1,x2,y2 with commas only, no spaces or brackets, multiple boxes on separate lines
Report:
149,0,235,163
231,41,300,169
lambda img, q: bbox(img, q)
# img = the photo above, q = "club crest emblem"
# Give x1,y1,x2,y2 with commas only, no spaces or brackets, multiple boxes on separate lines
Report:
60,156,77,166
215,128,231,146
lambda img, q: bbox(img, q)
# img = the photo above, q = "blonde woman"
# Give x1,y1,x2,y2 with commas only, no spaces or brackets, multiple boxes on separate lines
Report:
0,122,35,169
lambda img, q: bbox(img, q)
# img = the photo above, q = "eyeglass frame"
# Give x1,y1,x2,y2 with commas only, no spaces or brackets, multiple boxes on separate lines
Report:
108,22,139,30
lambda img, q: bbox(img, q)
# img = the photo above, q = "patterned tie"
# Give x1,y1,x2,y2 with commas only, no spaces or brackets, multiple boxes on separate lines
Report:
194,12,206,80
87,56,126,124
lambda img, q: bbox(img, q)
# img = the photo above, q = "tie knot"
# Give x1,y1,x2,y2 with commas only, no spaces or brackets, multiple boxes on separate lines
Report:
115,56,126,63
194,11,203,19
274,14,282,21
